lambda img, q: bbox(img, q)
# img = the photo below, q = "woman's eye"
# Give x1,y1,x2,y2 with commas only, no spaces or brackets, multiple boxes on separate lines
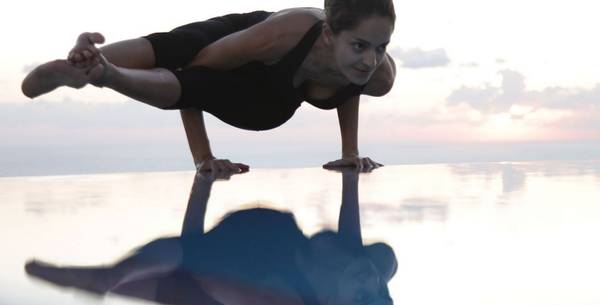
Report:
376,45,387,54
352,43,365,51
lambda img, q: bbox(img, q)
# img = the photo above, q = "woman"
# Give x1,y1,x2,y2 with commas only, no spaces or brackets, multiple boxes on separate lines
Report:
25,169,397,305
21,0,396,173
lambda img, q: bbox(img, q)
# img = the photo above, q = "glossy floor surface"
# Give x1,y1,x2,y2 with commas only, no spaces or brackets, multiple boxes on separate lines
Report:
1,161,600,305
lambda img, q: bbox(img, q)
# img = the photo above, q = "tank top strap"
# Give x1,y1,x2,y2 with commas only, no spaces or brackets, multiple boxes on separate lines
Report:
279,20,325,71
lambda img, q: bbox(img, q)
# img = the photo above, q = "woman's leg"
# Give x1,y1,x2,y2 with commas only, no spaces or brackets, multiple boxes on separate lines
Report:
21,33,160,98
22,37,181,108
98,57,181,108
100,38,156,69
22,11,274,106
25,238,184,294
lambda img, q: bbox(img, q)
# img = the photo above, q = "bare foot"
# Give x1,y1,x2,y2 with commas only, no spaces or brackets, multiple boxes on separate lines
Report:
21,59,102,98
25,260,116,295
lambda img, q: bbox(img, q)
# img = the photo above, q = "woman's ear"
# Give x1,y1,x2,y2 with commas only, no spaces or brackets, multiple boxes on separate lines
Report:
322,22,334,45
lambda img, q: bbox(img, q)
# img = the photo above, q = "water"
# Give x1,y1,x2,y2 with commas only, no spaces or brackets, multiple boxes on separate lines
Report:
1,161,599,305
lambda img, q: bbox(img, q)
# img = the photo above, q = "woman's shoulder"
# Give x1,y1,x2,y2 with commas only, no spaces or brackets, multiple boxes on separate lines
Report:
363,53,396,97
267,7,325,26
260,8,325,60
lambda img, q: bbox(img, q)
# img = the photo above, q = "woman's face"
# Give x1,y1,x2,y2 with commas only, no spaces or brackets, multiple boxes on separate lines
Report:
329,15,394,85
330,257,390,305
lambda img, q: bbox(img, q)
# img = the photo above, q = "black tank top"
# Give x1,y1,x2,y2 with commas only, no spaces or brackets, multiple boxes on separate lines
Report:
173,19,366,131
278,20,367,110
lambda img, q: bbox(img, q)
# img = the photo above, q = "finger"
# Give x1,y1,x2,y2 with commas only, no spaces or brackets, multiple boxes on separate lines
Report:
82,50,94,60
87,45,100,56
324,166,345,173
323,160,344,168
218,161,232,172
364,157,376,169
355,159,363,171
234,163,250,173
89,32,105,44
323,162,338,169
365,158,383,169
361,163,374,173
223,160,239,172
220,160,234,171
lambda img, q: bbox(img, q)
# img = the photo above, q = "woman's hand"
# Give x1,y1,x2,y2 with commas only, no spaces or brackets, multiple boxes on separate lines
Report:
195,157,250,173
323,156,383,172
68,32,105,69
195,168,241,182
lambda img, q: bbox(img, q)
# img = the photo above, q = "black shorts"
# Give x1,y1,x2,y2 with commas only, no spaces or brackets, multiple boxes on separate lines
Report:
143,11,273,71
141,11,298,131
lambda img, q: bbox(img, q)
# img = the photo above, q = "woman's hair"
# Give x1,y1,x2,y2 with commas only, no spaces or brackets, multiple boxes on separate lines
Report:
324,0,396,34
306,231,397,281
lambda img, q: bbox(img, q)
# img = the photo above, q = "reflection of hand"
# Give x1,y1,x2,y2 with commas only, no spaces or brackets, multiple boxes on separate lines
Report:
323,156,383,172
195,168,246,182
196,157,250,173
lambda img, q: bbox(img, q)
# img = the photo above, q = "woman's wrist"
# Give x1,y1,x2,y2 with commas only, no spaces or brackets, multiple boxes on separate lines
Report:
195,154,215,167
342,151,360,159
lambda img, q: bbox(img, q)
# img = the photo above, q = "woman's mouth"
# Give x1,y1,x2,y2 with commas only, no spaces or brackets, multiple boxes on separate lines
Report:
354,67,371,74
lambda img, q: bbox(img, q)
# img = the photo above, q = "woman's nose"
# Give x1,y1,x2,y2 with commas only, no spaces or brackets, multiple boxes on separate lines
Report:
362,50,377,69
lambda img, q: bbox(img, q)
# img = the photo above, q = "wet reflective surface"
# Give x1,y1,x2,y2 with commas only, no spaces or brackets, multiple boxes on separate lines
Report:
2,161,600,305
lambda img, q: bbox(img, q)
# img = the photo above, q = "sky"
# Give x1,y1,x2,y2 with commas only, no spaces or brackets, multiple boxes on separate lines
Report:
1,0,599,176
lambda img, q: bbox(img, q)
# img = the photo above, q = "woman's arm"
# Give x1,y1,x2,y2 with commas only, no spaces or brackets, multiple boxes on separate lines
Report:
180,170,213,236
180,109,249,172
322,96,383,170
180,108,214,165
187,12,319,70
337,96,360,158
338,95,360,158
180,109,214,165
338,170,362,246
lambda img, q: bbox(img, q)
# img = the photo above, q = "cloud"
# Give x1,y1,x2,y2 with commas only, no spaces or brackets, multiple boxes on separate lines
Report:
389,47,450,69
447,69,600,114
447,83,498,112
496,58,507,64
444,69,600,140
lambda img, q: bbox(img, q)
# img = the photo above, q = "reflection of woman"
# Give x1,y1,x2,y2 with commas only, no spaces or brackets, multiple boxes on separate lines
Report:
26,170,397,305
21,0,395,172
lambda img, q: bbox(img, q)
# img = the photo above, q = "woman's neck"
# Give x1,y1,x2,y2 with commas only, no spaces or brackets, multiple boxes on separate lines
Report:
299,35,351,88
